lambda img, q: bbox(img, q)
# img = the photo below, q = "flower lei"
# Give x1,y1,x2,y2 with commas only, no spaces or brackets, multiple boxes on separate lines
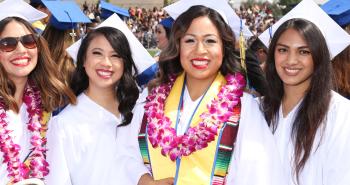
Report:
144,73,246,161
0,82,49,183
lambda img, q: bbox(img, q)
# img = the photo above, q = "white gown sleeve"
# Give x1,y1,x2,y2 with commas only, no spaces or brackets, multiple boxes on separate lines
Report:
117,89,150,184
45,116,72,185
322,93,350,185
226,93,287,185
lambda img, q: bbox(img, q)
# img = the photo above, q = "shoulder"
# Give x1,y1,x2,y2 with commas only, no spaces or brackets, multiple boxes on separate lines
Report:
48,94,87,130
327,91,350,126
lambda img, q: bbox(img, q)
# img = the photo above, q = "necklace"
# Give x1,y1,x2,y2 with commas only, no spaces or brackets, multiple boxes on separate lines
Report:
144,73,246,161
0,82,49,183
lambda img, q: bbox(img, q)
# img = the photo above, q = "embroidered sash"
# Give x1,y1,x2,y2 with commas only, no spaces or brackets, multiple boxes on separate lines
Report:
138,73,240,185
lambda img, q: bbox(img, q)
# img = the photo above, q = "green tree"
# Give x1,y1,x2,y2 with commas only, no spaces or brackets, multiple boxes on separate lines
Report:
163,0,172,6
279,0,301,15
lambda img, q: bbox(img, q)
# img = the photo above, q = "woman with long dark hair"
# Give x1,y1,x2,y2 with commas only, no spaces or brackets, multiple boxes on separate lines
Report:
260,1,350,184
45,24,140,184
120,1,285,185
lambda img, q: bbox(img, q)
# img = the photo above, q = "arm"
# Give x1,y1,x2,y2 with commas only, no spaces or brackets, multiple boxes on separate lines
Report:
138,174,174,185
44,117,72,185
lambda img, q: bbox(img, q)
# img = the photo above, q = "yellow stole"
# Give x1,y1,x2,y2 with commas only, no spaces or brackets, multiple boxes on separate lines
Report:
147,72,226,185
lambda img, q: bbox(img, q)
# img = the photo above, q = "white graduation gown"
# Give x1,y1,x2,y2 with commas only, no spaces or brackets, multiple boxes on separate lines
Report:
0,104,32,184
274,91,350,185
45,93,145,185
118,89,286,185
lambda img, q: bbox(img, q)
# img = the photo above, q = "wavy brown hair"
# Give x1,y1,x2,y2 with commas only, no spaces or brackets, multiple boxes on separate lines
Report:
42,24,76,85
148,5,244,91
261,18,332,183
0,17,76,112
332,46,350,98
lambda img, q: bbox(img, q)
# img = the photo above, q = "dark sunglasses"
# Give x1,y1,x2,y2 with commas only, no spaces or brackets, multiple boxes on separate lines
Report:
0,34,38,52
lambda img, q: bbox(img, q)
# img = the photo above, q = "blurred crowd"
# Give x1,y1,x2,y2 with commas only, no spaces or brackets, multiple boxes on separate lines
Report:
80,1,280,49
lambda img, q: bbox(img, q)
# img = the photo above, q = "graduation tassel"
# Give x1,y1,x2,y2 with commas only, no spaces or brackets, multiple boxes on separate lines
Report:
65,10,76,43
239,19,247,72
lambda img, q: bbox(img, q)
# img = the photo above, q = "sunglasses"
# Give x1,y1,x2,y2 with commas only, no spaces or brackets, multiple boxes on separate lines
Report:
0,34,38,52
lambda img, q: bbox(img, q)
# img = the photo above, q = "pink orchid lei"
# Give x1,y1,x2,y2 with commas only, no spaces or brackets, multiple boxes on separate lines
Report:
144,73,246,161
0,82,49,183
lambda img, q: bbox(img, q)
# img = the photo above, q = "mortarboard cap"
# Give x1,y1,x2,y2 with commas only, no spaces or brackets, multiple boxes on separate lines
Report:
259,0,350,59
66,14,155,74
42,0,91,30
100,1,129,20
321,0,350,27
159,17,174,29
163,0,253,39
0,0,47,22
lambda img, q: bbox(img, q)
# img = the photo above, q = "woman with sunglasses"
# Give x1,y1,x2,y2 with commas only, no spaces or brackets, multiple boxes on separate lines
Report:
0,17,76,184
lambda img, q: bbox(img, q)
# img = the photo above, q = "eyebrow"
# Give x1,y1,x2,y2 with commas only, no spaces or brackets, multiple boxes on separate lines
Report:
276,43,309,49
91,48,103,51
184,33,219,37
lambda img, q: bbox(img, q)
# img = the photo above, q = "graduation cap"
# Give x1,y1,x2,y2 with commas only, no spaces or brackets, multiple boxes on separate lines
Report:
66,14,155,75
42,0,91,30
321,0,350,27
163,0,253,39
159,17,174,29
259,0,350,59
100,1,129,20
0,0,47,22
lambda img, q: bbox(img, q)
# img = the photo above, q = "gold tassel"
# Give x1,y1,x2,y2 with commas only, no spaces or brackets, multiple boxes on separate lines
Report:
239,30,246,72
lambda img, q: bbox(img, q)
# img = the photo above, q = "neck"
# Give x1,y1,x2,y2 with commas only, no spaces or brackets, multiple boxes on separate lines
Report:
85,86,120,117
13,78,28,108
282,84,309,117
185,73,217,101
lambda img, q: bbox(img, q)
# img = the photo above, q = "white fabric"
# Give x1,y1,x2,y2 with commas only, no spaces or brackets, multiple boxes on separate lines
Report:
273,91,350,185
0,0,47,22
120,89,286,185
45,93,148,185
177,86,203,135
0,104,32,184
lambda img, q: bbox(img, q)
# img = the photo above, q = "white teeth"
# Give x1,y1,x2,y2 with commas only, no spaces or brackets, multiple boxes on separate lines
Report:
97,71,112,77
192,60,208,66
284,67,301,75
12,59,29,65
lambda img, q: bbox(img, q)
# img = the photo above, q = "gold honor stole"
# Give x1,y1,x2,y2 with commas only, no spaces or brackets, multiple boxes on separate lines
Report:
139,73,240,185
7,111,51,185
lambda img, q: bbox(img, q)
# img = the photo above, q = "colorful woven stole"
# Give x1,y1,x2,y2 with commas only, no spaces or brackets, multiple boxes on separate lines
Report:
138,73,240,185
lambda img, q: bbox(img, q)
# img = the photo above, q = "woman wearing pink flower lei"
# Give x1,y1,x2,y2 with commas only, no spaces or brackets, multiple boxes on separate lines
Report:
119,1,285,185
0,2,76,184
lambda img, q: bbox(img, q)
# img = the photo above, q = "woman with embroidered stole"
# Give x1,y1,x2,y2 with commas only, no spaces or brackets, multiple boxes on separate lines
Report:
0,16,76,185
45,17,143,184
259,0,350,184
119,3,285,185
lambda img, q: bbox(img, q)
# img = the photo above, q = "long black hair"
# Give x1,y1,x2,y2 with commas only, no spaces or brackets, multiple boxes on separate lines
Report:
262,18,332,182
71,27,139,126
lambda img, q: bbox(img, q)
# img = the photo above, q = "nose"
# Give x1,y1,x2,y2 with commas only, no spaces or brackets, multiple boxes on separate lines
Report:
101,56,113,67
286,51,298,65
195,41,207,54
14,41,27,53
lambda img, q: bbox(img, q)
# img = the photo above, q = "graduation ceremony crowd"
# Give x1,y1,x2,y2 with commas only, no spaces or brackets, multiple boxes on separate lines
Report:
0,0,350,185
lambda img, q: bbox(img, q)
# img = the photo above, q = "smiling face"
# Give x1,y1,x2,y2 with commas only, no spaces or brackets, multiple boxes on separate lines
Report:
84,34,124,91
0,20,38,83
274,28,314,91
180,16,223,83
